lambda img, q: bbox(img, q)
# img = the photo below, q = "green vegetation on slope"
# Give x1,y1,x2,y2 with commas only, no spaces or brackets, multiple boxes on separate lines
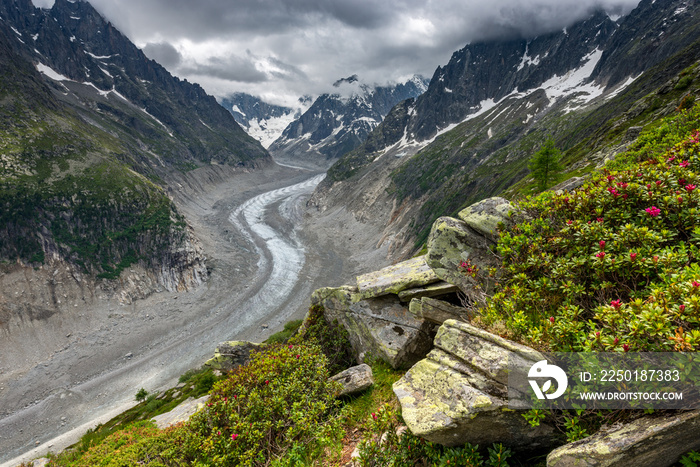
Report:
0,111,184,276
0,29,187,279
480,104,700,353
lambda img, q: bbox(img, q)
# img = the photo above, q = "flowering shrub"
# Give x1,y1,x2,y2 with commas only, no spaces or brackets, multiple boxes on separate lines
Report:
175,344,343,466
481,105,700,352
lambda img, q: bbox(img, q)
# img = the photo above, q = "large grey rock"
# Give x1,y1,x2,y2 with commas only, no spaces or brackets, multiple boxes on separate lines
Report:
547,410,700,467
355,256,440,300
409,297,472,324
204,341,265,371
312,286,435,369
457,197,516,243
393,319,559,449
425,216,499,297
330,363,374,396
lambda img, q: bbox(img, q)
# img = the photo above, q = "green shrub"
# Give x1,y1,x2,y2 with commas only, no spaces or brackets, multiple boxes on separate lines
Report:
480,105,700,352
134,388,148,402
175,344,343,466
356,404,514,467
675,75,693,91
59,422,176,467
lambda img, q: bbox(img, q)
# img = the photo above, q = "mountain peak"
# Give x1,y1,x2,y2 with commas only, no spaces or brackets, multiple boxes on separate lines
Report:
333,74,359,87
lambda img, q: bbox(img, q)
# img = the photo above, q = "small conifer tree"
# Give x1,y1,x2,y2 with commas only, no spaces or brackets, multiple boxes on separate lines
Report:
528,136,563,191
135,387,148,402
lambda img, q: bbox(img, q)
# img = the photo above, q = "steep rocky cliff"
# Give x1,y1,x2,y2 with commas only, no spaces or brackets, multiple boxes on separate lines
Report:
0,0,269,172
311,0,700,258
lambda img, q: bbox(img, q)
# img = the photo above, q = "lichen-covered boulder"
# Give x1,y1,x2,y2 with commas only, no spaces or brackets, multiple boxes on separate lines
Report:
312,286,435,369
330,363,374,396
425,216,499,296
547,410,700,467
393,320,560,450
456,197,516,243
355,256,440,300
204,341,265,371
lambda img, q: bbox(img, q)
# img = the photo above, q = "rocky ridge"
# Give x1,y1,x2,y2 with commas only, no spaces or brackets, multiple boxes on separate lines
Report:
269,76,428,167
310,0,700,259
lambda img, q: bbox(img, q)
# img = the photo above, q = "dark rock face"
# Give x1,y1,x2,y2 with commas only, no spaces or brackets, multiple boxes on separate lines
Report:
405,11,615,142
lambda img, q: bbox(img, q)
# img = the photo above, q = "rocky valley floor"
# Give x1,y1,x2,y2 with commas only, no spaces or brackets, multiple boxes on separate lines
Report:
0,161,384,466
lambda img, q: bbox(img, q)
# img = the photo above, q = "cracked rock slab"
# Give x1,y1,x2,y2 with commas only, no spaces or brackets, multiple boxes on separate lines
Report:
313,286,435,369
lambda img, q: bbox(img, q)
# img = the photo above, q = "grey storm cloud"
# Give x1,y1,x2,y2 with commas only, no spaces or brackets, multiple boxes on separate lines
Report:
74,0,642,104
181,54,269,83
142,42,182,68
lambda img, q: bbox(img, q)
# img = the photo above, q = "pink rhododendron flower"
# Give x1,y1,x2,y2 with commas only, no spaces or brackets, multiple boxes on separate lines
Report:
645,206,661,217
610,299,621,309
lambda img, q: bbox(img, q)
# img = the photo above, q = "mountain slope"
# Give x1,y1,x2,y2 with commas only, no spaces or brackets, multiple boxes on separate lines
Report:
311,0,700,257
0,0,271,300
268,76,428,166
0,0,269,173
0,22,206,296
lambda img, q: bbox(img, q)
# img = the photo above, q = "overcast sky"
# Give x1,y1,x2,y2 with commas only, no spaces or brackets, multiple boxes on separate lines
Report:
33,0,641,108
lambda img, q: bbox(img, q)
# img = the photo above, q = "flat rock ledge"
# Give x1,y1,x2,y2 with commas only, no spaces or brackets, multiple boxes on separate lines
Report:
547,410,700,467
393,319,560,450
330,363,374,396
355,255,440,300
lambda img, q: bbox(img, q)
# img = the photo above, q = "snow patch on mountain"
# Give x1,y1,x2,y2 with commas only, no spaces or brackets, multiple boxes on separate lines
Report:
540,48,604,102
36,62,69,81
246,113,301,148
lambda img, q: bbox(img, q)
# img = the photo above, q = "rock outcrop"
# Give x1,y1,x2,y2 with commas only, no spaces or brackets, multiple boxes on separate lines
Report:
408,297,472,324
547,410,700,467
312,285,435,369
425,197,516,300
393,319,560,450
